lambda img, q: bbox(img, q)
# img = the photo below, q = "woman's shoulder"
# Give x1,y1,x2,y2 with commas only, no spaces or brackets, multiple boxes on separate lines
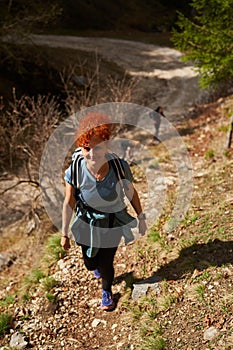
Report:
72,147,83,161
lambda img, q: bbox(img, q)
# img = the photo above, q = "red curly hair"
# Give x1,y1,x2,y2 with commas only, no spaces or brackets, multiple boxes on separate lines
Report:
76,112,113,147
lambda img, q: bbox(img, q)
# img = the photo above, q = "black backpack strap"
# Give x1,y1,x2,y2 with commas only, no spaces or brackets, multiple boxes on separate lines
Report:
108,153,130,191
72,155,83,188
71,151,129,197
112,154,126,178
109,158,124,181
71,148,83,196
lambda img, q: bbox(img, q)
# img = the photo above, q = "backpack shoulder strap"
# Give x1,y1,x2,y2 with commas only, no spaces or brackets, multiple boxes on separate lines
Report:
109,154,125,179
71,148,83,188
71,150,129,191
107,152,130,191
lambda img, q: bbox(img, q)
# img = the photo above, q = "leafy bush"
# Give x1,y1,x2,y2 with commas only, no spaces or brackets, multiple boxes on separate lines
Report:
172,0,233,90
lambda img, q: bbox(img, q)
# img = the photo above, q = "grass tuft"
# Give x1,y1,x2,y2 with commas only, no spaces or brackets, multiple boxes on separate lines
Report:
0,313,12,336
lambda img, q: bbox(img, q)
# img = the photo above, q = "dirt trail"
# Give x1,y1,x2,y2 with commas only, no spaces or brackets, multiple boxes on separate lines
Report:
31,34,201,120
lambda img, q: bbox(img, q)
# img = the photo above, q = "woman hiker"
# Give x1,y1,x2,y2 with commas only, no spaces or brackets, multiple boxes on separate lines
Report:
61,112,147,311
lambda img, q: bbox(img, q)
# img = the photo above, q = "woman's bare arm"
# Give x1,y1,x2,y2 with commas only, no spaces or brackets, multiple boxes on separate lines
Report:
124,183,147,235
61,183,76,250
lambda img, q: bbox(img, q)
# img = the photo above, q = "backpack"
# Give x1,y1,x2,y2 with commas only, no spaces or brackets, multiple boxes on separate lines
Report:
69,148,136,256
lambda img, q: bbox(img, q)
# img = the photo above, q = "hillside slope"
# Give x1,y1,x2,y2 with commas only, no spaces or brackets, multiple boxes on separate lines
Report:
1,96,233,349
0,36,233,349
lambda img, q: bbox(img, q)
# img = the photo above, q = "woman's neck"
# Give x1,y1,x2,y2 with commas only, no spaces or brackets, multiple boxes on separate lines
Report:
86,161,109,181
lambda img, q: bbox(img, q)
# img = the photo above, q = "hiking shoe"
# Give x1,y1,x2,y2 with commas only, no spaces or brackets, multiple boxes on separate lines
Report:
101,290,115,311
93,269,101,279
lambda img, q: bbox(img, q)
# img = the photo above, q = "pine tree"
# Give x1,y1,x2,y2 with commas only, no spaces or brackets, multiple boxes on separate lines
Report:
172,0,233,90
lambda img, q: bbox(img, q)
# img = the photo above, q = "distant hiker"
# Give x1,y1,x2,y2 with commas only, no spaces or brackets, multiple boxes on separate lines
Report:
150,105,165,144
120,139,135,165
61,112,147,311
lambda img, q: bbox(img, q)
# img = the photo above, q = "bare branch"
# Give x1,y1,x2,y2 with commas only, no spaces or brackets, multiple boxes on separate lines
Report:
0,180,40,196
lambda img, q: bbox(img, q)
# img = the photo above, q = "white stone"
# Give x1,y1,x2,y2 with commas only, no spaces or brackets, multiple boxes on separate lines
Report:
203,326,219,341
91,319,101,328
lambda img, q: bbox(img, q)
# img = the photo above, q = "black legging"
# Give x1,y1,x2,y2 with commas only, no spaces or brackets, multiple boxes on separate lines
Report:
81,245,118,292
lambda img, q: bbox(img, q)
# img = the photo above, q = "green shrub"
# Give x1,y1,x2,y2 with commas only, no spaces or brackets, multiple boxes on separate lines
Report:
0,295,15,307
24,268,45,286
172,0,233,89
46,293,57,302
42,276,59,292
141,336,166,350
44,233,65,265
205,149,215,160
148,227,161,243
0,313,11,336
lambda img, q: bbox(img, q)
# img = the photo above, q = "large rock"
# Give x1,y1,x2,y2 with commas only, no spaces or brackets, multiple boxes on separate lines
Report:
10,332,28,349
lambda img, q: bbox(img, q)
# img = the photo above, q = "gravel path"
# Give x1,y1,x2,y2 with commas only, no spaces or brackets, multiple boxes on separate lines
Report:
31,34,201,119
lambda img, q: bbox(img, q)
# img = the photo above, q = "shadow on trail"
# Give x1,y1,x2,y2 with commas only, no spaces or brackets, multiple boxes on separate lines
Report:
115,239,233,288
113,271,135,286
151,239,233,281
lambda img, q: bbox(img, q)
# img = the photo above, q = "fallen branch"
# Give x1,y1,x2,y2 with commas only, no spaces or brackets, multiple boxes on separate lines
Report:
0,179,40,196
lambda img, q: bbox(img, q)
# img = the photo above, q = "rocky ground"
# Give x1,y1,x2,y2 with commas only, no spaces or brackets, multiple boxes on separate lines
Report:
0,36,233,350
1,98,232,349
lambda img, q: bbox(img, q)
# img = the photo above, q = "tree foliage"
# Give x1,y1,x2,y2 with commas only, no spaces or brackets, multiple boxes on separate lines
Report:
172,0,233,90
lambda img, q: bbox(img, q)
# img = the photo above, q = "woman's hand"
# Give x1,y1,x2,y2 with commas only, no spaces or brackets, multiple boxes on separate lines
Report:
61,236,71,251
138,219,147,236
